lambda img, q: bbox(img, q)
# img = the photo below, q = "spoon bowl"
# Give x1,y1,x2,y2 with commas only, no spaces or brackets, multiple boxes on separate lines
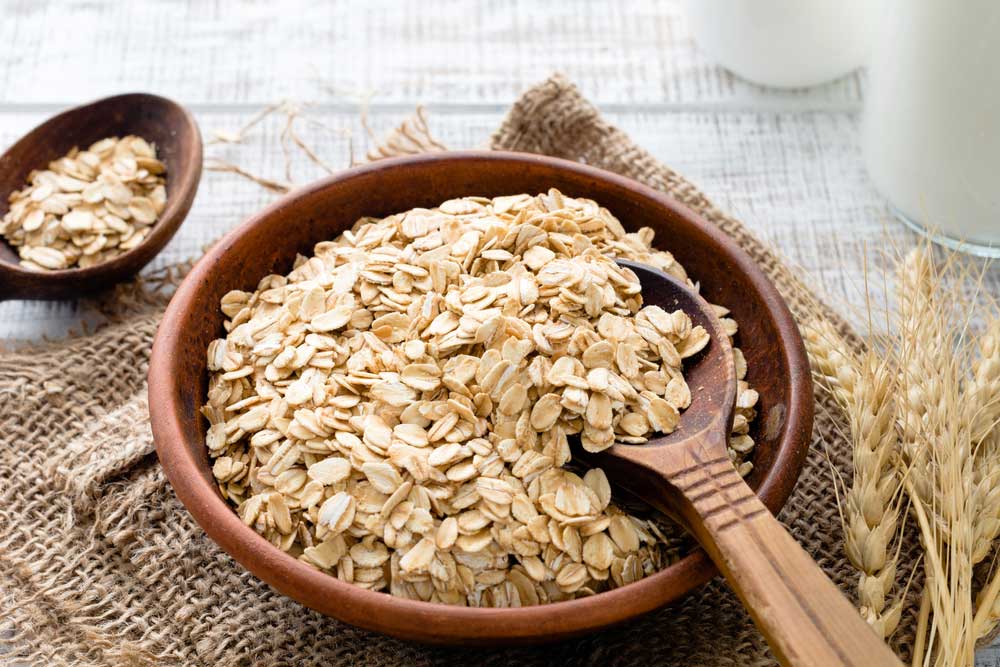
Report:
0,93,202,301
615,259,738,449
588,260,900,666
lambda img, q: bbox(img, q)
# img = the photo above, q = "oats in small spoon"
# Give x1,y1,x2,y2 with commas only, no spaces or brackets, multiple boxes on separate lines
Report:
0,135,167,270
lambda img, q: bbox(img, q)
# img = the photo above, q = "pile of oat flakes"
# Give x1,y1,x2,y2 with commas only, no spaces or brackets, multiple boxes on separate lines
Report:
203,189,759,607
0,135,166,270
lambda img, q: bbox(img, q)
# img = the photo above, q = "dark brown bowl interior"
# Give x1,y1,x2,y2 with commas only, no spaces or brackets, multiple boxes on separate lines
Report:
149,151,812,645
0,93,202,300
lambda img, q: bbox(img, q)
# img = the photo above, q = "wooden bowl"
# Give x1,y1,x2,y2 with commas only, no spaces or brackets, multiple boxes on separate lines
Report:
149,151,813,645
0,93,202,300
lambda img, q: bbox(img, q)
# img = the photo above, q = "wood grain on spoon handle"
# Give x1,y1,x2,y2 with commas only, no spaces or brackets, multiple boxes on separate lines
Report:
668,446,902,667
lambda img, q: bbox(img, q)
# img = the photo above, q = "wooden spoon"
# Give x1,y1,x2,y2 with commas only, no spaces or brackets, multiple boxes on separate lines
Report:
0,93,202,301
589,259,901,666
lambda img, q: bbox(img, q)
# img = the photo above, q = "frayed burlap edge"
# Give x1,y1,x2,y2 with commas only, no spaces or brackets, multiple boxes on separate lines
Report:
0,75,920,666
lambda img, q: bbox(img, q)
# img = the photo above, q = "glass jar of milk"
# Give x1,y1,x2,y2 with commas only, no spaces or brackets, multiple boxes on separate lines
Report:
863,0,1000,256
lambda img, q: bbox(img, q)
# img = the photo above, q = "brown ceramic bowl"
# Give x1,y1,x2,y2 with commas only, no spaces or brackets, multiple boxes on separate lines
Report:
149,151,812,645
0,93,202,300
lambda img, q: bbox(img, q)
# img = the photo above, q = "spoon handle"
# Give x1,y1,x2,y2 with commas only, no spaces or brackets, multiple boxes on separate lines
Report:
668,450,901,666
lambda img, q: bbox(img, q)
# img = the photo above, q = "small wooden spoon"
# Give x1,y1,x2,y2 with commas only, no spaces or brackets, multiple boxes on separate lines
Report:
0,93,202,301
589,260,901,666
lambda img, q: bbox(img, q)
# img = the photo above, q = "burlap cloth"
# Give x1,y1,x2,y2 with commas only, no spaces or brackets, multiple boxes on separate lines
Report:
0,75,921,666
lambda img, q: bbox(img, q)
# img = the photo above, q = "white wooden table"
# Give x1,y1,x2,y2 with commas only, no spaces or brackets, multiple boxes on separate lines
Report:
1,0,997,661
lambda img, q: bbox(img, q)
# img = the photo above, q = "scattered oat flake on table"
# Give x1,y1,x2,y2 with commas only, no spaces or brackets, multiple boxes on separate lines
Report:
202,189,760,607
0,135,166,270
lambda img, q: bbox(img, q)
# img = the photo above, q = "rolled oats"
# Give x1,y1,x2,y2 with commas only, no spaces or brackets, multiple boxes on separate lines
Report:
203,190,761,607
0,136,167,270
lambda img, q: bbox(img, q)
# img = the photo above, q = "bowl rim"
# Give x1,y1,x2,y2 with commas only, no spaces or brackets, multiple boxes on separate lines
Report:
149,150,813,644
0,92,202,283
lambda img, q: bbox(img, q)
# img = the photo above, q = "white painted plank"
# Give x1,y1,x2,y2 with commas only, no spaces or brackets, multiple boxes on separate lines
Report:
0,0,863,110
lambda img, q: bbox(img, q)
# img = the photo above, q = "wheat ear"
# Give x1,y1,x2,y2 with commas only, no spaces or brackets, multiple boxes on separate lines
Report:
897,246,977,667
968,317,1000,640
896,248,942,509
970,320,1000,564
804,318,904,637
803,318,859,408
969,320,1000,445
972,431,1000,642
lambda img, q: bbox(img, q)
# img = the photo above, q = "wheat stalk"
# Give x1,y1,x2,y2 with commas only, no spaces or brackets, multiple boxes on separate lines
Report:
970,322,1000,565
848,352,907,637
804,318,905,637
896,249,944,512
896,246,984,666
969,319,1000,640
803,319,858,408
972,430,1000,641
969,320,1000,447
808,242,999,661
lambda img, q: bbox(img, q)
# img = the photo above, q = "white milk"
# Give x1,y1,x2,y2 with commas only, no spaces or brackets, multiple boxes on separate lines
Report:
683,0,873,88
863,0,1000,255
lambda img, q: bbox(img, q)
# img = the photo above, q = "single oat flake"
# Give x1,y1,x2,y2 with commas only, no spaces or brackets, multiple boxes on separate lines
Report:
202,190,760,608
0,135,167,270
